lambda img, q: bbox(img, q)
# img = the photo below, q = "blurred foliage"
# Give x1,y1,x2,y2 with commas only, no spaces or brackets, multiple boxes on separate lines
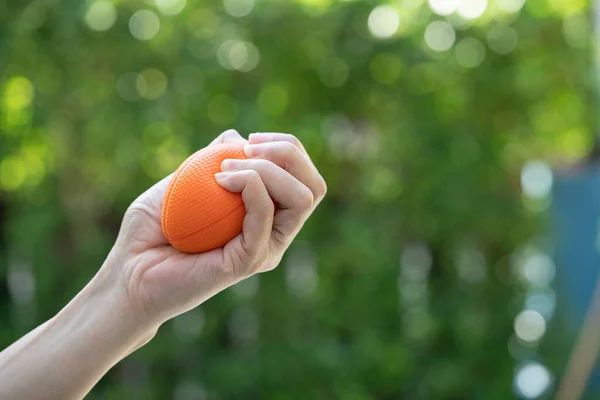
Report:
0,0,595,398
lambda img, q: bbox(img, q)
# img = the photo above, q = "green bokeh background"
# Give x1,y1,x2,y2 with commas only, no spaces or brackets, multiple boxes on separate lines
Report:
0,0,594,398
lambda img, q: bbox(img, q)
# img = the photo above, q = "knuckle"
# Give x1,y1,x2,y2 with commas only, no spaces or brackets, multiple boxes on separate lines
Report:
245,169,262,183
285,134,302,148
223,129,240,139
259,159,278,173
264,197,276,214
315,176,327,200
298,183,314,208
279,141,297,158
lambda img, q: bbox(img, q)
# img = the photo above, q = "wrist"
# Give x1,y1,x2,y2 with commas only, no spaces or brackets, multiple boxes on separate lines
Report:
51,262,160,372
0,261,160,400
67,264,160,356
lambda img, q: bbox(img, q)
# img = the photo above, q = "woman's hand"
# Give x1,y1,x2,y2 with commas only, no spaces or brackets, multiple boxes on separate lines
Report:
0,129,325,400
106,129,327,328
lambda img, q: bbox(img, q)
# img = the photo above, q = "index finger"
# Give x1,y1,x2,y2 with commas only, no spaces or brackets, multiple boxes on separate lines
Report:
211,129,248,146
248,132,307,154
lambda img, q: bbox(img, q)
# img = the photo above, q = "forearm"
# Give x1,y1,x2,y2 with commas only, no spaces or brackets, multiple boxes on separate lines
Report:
0,267,157,400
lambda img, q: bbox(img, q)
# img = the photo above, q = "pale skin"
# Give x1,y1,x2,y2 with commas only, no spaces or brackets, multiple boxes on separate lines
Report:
0,130,327,400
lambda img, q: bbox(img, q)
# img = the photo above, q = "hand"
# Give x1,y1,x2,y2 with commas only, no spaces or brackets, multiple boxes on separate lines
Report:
0,130,325,400
104,129,327,328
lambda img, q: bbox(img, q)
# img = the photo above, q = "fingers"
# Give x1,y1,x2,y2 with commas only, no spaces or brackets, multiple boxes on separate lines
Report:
220,159,313,210
243,140,327,205
210,129,248,145
249,132,307,154
214,170,274,278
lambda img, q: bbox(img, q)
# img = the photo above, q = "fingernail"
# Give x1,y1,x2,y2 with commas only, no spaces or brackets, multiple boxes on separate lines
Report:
244,145,258,158
221,159,238,171
215,172,230,183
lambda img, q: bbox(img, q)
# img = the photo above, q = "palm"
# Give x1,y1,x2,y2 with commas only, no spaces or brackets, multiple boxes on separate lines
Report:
122,174,230,320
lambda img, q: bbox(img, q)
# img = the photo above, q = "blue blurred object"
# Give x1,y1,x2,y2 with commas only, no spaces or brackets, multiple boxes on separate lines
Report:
552,163,600,391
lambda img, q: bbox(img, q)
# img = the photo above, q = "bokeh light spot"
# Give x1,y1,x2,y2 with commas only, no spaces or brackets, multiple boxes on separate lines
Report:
296,0,332,16
548,0,586,15
457,0,488,20
514,362,551,398
496,0,526,13
425,21,456,52
521,160,552,199
229,42,249,70
129,10,160,41
514,310,546,343
3,76,34,111
0,156,27,191
155,0,186,16
559,126,592,162
525,288,556,320
368,6,400,39
455,38,485,68
521,250,555,287
135,75,148,98
401,243,433,279
217,40,260,72
139,69,167,100
223,0,255,17
562,13,589,49
84,1,117,32
21,152,46,187
428,0,460,16
487,25,518,54
3,108,33,128
8,263,35,304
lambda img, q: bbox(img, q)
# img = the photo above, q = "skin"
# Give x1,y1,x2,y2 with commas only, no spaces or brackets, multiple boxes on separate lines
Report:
0,130,327,400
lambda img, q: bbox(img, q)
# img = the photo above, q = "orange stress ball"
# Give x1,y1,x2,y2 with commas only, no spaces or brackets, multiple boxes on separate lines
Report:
161,143,247,253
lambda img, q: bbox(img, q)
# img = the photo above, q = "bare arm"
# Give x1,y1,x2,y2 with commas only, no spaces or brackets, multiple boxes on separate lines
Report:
0,130,326,399
0,269,156,399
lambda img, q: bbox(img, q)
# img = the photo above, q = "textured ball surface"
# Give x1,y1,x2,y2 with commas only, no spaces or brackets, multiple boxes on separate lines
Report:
161,143,247,253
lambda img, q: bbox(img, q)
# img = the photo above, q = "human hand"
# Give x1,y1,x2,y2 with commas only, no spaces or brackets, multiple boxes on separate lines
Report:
103,129,327,330
0,129,326,400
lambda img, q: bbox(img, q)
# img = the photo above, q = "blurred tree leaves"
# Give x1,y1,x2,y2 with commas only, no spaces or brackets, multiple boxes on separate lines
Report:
0,0,594,398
